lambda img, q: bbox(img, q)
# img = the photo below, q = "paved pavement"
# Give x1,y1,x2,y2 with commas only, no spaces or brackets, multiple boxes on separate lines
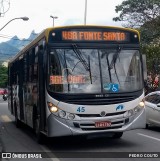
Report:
0,95,7,103
0,94,7,153
0,95,4,101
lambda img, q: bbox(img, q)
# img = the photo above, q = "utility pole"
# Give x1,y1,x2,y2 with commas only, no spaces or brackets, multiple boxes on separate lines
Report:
0,17,29,31
50,15,58,27
84,0,87,25
0,0,11,17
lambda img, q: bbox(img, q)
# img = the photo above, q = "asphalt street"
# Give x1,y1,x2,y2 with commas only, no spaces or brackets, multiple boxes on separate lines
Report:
0,100,160,161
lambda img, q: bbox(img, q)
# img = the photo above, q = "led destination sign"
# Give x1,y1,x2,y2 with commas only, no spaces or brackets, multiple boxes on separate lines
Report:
62,31,128,41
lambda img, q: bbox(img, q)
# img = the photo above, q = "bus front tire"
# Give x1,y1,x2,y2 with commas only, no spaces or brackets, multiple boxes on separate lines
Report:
145,123,149,129
112,132,123,139
14,107,21,128
34,118,45,144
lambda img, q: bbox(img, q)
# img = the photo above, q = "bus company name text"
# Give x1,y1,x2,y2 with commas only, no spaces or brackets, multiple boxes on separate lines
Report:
2,153,42,159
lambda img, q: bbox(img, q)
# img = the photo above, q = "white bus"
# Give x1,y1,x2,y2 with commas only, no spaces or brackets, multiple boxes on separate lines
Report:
8,25,146,143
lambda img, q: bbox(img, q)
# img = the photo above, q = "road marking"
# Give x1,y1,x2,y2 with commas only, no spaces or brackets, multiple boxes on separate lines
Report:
137,133,160,142
0,115,60,161
1,115,12,122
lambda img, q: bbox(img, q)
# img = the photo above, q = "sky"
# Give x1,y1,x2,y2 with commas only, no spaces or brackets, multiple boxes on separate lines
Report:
0,0,123,43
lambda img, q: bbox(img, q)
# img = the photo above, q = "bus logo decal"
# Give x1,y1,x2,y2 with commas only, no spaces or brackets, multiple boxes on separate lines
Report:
100,111,106,117
116,105,124,111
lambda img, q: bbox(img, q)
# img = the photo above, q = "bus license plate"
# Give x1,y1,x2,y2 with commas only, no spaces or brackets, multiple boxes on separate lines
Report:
95,121,111,128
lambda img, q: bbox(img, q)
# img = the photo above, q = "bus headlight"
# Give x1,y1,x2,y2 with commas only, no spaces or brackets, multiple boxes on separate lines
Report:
139,101,145,107
59,110,66,118
124,109,134,117
134,101,145,113
68,113,75,120
124,101,145,117
47,102,58,113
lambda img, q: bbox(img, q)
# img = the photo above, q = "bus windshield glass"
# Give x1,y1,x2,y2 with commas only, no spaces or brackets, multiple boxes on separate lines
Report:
48,48,143,93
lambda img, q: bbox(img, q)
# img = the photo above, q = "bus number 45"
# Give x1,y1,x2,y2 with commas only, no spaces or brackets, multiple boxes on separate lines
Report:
77,107,85,112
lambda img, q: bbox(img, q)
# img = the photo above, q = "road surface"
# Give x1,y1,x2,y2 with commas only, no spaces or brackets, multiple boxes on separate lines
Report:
0,99,160,161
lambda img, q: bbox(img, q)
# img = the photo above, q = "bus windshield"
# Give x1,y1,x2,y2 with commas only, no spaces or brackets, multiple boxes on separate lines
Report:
48,48,143,94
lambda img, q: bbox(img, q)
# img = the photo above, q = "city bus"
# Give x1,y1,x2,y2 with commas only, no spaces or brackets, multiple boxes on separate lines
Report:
8,25,146,142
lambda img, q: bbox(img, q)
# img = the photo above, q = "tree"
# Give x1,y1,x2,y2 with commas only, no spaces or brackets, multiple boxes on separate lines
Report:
113,0,160,28
113,0,160,89
141,41,160,71
0,0,10,17
113,0,160,44
139,15,160,44
0,65,8,87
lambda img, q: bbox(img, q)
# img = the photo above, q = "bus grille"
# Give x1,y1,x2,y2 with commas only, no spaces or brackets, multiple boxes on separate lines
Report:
77,111,125,117
73,112,128,131
66,96,135,105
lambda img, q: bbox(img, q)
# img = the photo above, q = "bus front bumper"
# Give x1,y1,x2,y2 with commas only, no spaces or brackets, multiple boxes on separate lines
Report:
47,108,146,137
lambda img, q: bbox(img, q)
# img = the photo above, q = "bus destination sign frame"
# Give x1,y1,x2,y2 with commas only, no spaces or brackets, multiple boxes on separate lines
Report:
62,31,128,42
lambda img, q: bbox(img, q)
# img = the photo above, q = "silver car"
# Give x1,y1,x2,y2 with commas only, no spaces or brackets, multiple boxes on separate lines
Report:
144,91,160,128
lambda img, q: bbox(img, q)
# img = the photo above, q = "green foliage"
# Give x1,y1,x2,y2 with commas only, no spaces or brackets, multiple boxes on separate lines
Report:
113,0,160,28
113,0,160,44
141,40,160,74
113,0,160,74
139,16,160,44
0,65,8,88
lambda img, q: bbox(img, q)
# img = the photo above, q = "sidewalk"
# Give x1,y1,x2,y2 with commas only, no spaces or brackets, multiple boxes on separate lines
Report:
0,128,3,153
0,141,2,152
0,95,4,153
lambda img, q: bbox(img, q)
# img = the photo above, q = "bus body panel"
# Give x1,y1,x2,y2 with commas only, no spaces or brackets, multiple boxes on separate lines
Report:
55,94,144,115
7,25,145,139
47,106,145,137
46,92,145,137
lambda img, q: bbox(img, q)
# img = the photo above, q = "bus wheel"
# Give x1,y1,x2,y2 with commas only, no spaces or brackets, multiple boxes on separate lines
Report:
34,118,44,144
15,107,21,128
112,132,123,139
145,123,149,129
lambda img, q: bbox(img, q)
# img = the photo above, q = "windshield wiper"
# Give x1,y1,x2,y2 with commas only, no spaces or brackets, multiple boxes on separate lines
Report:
101,49,112,82
109,46,121,69
72,44,92,84
72,44,90,71
109,46,121,84
101,47,121,83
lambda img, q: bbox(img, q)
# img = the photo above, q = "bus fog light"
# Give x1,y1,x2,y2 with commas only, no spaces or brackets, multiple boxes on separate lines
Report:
134,106,140,113
59,111,66,118
128,110,134,116
124,110,134,117
68,113,75,120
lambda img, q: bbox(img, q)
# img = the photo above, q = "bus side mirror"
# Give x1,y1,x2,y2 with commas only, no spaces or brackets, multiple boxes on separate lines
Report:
142,54,147,80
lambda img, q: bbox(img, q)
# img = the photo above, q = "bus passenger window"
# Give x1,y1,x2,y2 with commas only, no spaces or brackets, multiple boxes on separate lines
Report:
49,51,62,92
50,52,61,75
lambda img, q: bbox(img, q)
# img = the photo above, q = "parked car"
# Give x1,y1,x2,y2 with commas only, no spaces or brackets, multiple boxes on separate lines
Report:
144,91,160,128
0,88,5,95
